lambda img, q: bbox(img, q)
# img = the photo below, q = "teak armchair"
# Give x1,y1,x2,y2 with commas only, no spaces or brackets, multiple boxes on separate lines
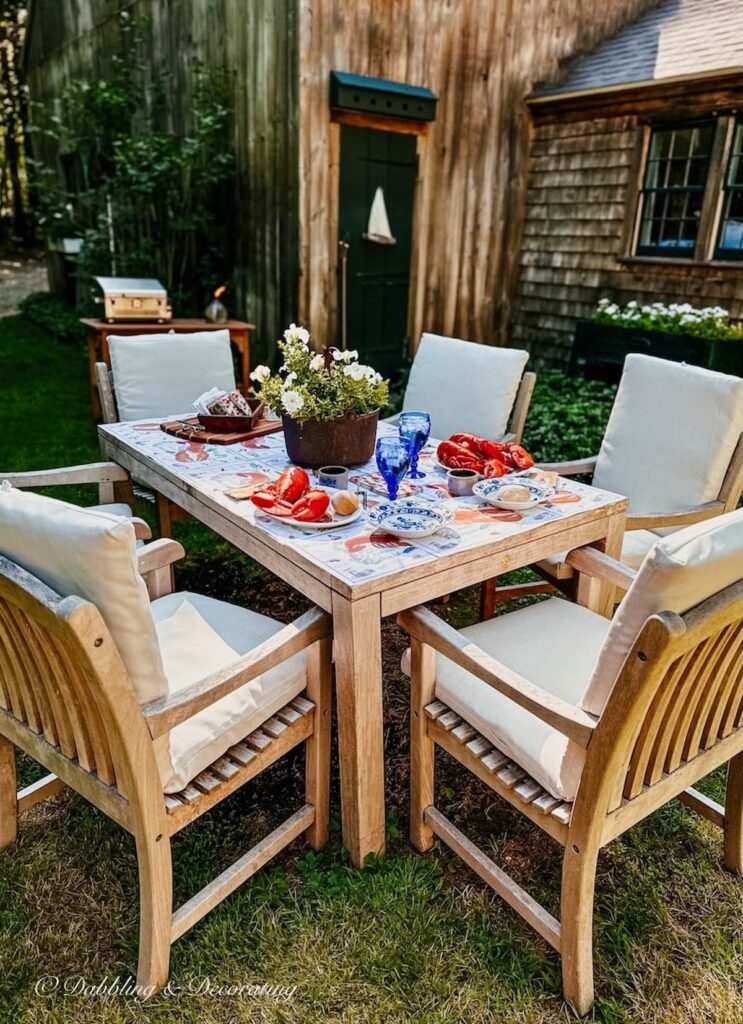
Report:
0,514,331,994
385,332,537,444
401,510,743,1014
95,330,237,537
482,354,743,616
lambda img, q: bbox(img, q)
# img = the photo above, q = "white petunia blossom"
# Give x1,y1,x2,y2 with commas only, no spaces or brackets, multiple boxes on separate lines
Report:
341,349,359,363
309,353,325,372
343,363,367,381
284,371,297,387
283,323,310,347
281,389,305,415
250,364,271,384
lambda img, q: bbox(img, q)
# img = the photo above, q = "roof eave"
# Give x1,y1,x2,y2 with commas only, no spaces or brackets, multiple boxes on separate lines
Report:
528,66,743,107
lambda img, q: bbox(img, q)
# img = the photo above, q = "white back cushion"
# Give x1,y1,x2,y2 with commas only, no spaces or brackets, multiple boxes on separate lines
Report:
0,485,167,703
593,355,743,527
108,331,236,421
403,333,529,440
582,509,743,716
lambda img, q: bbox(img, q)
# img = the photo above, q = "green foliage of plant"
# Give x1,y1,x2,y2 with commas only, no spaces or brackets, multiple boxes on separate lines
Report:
251,325,389,423
522,369,616,463
17,290,84,346
594,298,743,341
28,13,234,314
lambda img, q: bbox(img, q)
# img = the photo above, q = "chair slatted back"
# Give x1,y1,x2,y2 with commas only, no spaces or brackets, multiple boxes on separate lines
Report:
599,581,743,814
0,554,165,820
0,558,119,787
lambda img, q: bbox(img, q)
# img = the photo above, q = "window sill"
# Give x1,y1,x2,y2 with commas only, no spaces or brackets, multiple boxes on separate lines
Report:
617,255,743,270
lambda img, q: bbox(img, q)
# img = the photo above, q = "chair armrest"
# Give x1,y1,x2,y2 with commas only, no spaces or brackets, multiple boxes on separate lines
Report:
132,518,153,542
0,462,129,487
565,546,636,591
534,456,598,476
626,501,724,531
141,607,331,738
397,605,596,747
137,539,185,576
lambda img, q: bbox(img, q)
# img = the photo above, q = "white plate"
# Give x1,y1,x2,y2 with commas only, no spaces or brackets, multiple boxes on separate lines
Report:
473,475,554,511
369,499,453,539
261,503,363,531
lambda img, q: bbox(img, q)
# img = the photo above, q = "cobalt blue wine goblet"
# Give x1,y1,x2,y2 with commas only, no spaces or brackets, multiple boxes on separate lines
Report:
398,411,432,480
375,436,412,502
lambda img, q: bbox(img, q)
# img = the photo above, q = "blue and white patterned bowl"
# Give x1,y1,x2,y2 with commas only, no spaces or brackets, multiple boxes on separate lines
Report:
473,475,554,511
369,499,453,539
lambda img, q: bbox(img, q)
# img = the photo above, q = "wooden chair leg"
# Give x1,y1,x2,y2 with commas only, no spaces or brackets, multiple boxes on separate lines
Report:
724,753,743,874
480,579,497,620
410,637,437,852
0,737,17,850
136,830,173,995
560,839,598,1016
305,636,332,850
155,493,173,539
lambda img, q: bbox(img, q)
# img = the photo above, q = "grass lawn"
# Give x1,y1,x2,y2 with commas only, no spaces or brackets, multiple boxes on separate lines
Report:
1,313,742,1023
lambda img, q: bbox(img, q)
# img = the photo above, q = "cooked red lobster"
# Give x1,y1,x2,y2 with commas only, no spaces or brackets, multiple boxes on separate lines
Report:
437,434,534,475
251,467,330,522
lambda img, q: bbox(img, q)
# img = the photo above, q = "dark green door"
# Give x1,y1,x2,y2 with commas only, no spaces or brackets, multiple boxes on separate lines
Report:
337,126,417,377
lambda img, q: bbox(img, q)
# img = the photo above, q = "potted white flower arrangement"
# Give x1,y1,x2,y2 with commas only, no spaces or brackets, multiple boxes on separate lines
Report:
250,324,389,467
571,300,743,381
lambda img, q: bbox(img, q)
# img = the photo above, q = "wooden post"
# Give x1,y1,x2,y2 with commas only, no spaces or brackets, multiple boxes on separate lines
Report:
409,637,436,851
305,635,332,850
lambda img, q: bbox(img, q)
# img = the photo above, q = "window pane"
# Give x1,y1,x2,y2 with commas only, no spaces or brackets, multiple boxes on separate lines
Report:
726,123,743,187
637,121,713,256
718,188,743,253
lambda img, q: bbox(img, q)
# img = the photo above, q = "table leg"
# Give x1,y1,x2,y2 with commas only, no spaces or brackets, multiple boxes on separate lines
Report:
579,510,626,617
331,591,385,867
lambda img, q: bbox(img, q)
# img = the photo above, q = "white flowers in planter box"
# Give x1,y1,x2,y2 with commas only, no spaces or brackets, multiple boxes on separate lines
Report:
594,299,743,341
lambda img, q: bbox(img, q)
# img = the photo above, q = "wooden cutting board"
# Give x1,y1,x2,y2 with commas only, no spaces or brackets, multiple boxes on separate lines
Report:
160,417,283,445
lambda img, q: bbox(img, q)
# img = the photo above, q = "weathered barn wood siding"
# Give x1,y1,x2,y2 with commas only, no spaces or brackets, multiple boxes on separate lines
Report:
511,109,743,368
25,0,298,363
298,0,660,354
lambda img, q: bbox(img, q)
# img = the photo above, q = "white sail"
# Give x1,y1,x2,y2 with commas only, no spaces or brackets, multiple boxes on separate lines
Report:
363,186,396,245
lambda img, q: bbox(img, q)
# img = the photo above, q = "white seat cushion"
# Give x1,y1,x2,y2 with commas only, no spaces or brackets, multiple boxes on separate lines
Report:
0,485,166,703
108,331,236,421
593,355,743,532
403,333,528,441
402,599,610,801
537,529,659,580
582,508,743,716
91,502,133,517
151,593,308,793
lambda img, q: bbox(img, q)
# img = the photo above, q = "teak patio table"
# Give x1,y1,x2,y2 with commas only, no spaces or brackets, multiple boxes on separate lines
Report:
99,419,628,868
82,318,255,419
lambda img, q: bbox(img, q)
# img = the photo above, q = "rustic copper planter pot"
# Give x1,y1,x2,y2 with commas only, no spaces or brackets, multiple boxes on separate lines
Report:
282,410,379,468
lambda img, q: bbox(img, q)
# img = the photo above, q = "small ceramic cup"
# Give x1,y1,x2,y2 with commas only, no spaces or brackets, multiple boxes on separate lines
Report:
447,467,479,497
317,465,350,489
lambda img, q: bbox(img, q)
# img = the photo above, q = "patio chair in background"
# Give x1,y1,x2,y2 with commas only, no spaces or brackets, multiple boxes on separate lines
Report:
0,486,331,993
387,333,536,443
400,509,743,1015
96,330,237,536
482,354,743,617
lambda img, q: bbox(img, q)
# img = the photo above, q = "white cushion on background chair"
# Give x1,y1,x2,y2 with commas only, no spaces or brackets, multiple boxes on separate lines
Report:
402,333,529,441
402,599,610,801
108,331,236,421
151,593,308,792
582,508,743,716
0,486,166,703
537,528,659,580
593,355,743,533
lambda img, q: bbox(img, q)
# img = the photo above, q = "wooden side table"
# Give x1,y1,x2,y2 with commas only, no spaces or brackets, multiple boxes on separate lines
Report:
81,318,255,419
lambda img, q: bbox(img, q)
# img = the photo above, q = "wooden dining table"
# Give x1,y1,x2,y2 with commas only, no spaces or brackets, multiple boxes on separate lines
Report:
99,418,628,868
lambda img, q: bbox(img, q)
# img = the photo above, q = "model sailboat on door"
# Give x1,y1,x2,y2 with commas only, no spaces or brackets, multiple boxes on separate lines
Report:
363,187,396,245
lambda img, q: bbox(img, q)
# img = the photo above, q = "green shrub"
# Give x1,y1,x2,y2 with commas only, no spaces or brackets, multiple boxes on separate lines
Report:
18,291,85,345
523,369,616,463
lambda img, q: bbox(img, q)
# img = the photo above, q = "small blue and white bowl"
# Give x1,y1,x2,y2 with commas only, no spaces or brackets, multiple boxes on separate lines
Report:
369,499,453,539
473,475,554,511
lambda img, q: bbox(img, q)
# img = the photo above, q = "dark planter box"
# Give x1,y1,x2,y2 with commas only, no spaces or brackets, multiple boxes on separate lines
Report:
569,320,743,383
